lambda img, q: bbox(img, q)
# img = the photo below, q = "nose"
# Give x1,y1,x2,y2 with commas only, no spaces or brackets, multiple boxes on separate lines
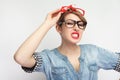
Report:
73,23,79,30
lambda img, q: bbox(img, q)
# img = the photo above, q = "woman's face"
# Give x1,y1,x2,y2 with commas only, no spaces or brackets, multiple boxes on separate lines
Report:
58,13,85,44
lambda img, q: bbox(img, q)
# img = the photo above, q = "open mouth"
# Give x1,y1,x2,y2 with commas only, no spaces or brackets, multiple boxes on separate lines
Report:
71,32,79,39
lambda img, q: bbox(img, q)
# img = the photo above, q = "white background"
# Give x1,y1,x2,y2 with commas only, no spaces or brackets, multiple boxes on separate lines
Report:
0,0,120,80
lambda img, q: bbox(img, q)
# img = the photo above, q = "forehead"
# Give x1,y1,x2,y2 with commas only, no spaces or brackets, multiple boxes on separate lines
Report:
64,13,81,21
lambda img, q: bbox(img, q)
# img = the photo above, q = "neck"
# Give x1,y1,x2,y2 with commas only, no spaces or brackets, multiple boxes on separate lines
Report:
58,42,80,56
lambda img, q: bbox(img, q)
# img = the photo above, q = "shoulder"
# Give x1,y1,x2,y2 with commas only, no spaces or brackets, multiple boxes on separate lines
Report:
79,44,99,50
79,44,101,57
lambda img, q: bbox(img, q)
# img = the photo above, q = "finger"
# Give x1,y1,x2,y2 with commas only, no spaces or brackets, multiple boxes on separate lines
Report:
50,9,62,18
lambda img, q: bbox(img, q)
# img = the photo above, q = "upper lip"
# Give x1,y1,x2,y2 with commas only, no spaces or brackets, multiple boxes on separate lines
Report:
72,31,79,34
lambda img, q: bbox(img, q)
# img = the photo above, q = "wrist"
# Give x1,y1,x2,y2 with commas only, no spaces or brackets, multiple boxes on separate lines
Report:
39,21,53,31
44,18,57,27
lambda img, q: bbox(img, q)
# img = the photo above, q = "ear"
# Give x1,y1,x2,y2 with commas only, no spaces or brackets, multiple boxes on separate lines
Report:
56,24,62,33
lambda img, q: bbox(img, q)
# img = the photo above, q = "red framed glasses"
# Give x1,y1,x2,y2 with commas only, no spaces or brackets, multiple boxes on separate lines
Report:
60,5,85,16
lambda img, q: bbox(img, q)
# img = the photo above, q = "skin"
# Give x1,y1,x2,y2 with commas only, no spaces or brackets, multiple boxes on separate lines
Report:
14,9,85,72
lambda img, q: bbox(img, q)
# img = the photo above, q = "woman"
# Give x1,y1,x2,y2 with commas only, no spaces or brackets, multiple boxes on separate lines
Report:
14,5,120,80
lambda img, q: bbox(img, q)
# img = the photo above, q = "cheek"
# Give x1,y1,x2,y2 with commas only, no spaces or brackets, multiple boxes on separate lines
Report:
80,31,84,35
60,29,71,38
60,26,70,33
79,31,84,37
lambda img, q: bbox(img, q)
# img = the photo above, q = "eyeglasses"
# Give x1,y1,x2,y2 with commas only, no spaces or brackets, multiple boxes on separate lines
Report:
62,19,86,30
60,5,85,16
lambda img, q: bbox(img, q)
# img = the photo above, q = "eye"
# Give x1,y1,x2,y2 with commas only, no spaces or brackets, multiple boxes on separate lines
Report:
77,22,84,26
66,22,74,25
78,24,84,26
77,22,86,30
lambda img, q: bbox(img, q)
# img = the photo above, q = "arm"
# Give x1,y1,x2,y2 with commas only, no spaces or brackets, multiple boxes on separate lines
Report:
14,9,61,68
94,45,119,70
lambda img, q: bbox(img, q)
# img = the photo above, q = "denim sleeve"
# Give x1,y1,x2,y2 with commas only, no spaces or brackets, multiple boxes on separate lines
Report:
22,49,50,73
95,45,120,71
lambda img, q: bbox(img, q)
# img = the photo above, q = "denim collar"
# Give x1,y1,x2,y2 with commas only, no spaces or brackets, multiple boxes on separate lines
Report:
53,45,85,61
54,48,67,60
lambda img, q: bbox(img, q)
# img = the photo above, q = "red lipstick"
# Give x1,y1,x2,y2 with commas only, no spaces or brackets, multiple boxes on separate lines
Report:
71,32,79,39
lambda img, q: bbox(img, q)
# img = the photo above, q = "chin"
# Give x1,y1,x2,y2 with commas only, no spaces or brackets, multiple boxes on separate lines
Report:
71,40,80,44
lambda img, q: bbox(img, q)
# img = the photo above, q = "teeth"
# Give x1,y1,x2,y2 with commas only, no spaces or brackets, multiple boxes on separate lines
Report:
72,34,78,37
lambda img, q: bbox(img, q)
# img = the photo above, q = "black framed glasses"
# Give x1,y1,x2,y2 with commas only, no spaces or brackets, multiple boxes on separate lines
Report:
62,19,86,30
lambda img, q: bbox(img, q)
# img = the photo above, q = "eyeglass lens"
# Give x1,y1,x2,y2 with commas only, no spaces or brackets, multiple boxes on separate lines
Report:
64,19,86,30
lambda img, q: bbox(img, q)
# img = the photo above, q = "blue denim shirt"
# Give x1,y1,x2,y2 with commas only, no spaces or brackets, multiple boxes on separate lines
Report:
22,44,119,80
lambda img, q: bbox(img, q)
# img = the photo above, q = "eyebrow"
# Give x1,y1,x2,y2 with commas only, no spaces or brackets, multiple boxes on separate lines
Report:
65,19,82,22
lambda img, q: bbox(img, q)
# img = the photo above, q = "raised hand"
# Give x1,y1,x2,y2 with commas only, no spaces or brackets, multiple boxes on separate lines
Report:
44,9,62,28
